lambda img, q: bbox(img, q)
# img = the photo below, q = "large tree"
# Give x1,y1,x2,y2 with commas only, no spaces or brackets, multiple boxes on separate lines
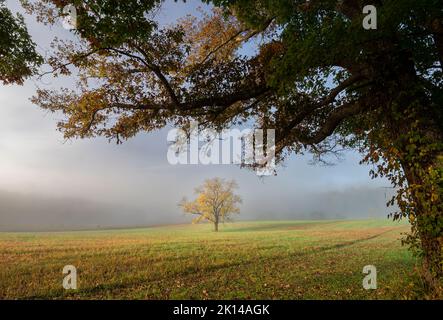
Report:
180,178,241,231
0,0,42,84
25,0,442,287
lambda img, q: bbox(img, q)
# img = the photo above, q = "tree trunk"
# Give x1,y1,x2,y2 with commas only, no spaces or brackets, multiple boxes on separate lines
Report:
401,150,443,287
389,76,443,287
421,233,443,281
214,211,220,232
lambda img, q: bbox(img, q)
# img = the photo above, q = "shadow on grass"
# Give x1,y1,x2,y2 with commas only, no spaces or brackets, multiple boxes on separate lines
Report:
221,221,339,233
22,228,399,299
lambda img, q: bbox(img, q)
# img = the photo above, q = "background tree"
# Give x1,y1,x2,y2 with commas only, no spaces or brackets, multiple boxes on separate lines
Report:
0,0,42,84
24,0,442,287
180,178,241,231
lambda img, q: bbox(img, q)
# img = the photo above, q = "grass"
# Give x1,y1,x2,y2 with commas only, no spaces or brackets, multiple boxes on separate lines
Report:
0,219,418,300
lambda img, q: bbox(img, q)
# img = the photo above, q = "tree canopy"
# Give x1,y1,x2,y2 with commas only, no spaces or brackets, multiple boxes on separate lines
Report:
180,178,241,231
0,0,42,84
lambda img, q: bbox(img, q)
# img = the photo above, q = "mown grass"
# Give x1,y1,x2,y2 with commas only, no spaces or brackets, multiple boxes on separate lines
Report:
0,219,417,299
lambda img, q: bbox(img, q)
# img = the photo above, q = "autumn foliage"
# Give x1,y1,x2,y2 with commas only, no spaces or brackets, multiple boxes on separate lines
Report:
180,178,241,232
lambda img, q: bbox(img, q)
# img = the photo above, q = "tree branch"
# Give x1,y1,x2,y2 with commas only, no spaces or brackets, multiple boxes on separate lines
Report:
278,73,366,142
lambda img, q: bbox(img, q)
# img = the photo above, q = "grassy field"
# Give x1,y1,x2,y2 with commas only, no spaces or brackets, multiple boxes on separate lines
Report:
0,219,417,299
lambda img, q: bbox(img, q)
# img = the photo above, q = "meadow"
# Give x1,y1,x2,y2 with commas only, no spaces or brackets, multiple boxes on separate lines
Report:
0,219,417,299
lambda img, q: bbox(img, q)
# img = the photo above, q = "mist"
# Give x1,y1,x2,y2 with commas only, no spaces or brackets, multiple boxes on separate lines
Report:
0,186,397,231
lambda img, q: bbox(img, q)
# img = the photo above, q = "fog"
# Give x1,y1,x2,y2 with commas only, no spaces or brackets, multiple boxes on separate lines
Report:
0,186,397,231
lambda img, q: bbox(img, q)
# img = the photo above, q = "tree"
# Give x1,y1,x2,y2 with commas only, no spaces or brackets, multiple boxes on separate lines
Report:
25,0,442,286
0,0,42,84
180,178,241,231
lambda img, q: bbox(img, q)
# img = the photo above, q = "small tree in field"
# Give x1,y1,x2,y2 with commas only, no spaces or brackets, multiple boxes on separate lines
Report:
180,178,241,232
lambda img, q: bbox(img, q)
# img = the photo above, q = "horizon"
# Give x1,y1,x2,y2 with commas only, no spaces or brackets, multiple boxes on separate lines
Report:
0,217,408,233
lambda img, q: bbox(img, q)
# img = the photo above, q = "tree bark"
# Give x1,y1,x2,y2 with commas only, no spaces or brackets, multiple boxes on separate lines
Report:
214,210,220,232
390,62,443,286
401,148,443,287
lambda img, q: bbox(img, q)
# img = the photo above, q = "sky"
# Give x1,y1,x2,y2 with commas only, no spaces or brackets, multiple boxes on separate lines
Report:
0,0,397,231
